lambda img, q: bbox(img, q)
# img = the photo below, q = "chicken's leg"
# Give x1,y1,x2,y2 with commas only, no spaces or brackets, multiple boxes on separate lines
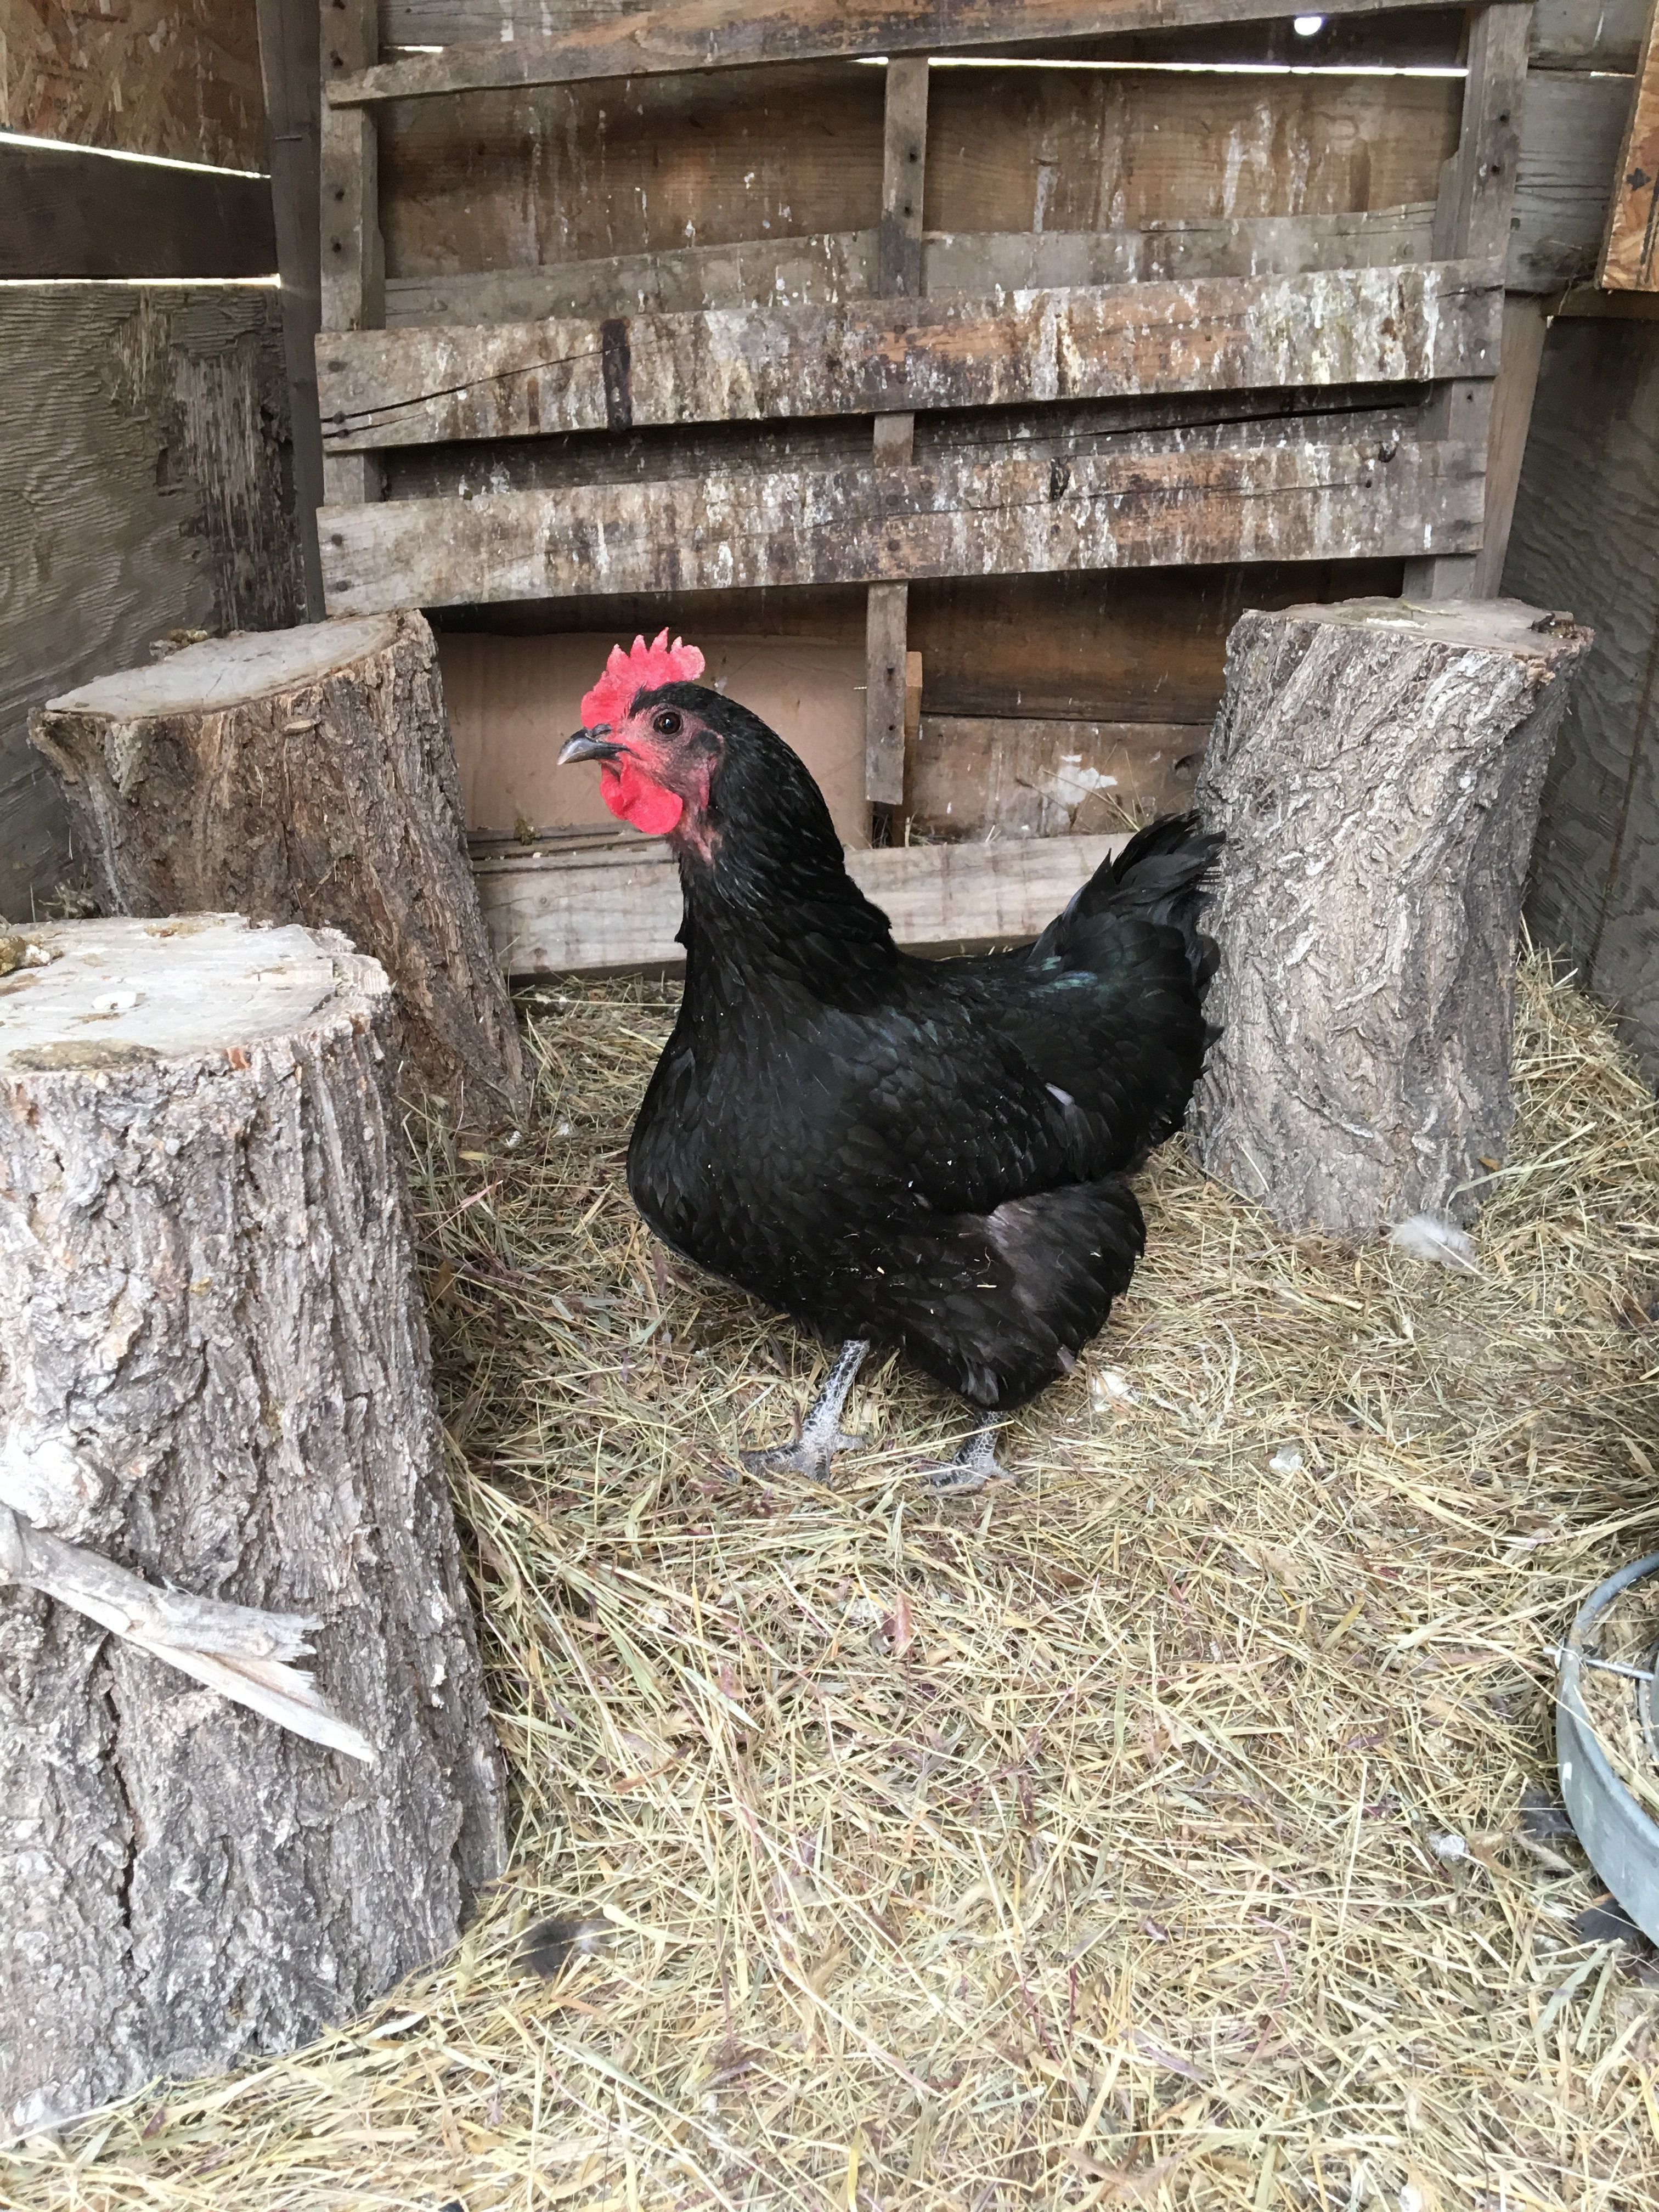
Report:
740,1338,870,1483
923,1416,1016,1496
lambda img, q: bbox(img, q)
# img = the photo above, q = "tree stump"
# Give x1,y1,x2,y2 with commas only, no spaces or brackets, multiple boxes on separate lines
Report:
29,612,527,1131
0,915,507,2138
1192,597,1592,1235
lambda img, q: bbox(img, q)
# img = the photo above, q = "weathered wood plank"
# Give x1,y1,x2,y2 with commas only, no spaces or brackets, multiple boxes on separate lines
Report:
0,286,302,921
256,0,326,613
333,0,1464,105
1434,2,1532,266
381,389,1430,506
908,716,1206,840
0,141,278,279
1530,0,1649,67
1510,68,1638,289
1407,0,1528,599
381,0,1466,66
475,832,1131,975
1600,0,1659,289
380,209,1443,330
877,54,928,301
319,263,1498,451
376,65,1454,285
865,54,928,811
865,585,910,808
320,0,385,507
319,438,1483,614
1471,293,1550,595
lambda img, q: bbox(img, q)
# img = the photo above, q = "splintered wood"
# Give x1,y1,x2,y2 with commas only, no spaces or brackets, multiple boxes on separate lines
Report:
0,915,505,2139
1192,596,1593,1235
30,613,527,1130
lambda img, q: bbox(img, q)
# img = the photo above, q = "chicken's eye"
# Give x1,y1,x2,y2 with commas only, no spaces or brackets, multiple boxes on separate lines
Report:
653,710,684,737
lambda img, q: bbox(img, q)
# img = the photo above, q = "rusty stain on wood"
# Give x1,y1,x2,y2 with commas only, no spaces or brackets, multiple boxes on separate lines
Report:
317,262,1498,452
318,438,1485,613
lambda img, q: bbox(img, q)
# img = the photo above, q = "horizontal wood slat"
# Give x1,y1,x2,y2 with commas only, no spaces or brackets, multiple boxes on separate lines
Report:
381,210,1443,329
0,142,278,280
475,832,1131,974
320,437,1483,613
908,715,1207,838
320,260,1498,452
334,0,1459,106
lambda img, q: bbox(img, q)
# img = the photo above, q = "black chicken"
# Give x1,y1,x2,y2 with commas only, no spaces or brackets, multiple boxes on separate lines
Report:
560,633,1219,1490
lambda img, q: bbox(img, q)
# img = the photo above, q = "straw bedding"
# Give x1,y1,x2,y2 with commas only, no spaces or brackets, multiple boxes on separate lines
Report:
5,953,1659,2211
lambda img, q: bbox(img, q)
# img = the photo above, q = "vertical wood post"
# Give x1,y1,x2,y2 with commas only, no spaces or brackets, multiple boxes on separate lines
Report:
865,55,929,814
256,0,326,615
318,0,385,510
1403,0,1531,599
1471,292,1549,595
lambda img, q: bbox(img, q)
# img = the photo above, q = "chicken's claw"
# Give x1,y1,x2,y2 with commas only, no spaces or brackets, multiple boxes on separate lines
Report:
738,1338,870,1487
740,1429,862,1486
922,1419,1017,1496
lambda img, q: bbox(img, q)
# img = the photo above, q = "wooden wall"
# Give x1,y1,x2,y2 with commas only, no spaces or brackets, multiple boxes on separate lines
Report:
1506,311,1659,1084
0,0,306,922
0,287,302,922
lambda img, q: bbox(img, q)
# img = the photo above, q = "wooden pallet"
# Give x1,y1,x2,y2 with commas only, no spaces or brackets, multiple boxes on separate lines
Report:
295,0,1625,968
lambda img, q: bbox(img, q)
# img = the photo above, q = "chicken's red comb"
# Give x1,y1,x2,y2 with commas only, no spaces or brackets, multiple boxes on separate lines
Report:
580,630,706,730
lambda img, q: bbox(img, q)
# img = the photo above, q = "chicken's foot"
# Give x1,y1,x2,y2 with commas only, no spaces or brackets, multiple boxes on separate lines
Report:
740,1338,870,1484
923,1417,1017,1496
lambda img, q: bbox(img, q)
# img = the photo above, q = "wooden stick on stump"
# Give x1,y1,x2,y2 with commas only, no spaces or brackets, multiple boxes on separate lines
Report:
0,915,507,2138
1192,597,1592,1236
29,612,527,1132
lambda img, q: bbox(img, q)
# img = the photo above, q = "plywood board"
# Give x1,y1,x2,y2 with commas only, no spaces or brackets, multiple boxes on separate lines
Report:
1599,0,1659,290
437,631,870,846
475,830,1130,975
1,0,268,168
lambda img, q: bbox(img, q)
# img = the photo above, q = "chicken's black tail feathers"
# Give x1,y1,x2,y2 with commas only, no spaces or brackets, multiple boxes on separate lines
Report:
1030,811,1221,992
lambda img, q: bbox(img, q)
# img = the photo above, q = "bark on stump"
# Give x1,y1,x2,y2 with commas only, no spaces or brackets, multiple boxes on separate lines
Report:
1192,597,1592,1235
29,612,527,1131
0,915,507,2139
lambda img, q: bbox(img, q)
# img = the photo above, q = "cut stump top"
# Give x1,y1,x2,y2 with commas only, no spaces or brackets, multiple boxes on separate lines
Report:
0,914,386,1076
1267,594,1591,659
44,615,403,720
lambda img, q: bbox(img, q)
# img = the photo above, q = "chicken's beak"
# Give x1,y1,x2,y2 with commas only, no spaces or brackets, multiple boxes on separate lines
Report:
558,729,626,766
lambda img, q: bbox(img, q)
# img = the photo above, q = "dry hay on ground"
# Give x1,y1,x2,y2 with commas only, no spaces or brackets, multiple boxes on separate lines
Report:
6,955,1659,2212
